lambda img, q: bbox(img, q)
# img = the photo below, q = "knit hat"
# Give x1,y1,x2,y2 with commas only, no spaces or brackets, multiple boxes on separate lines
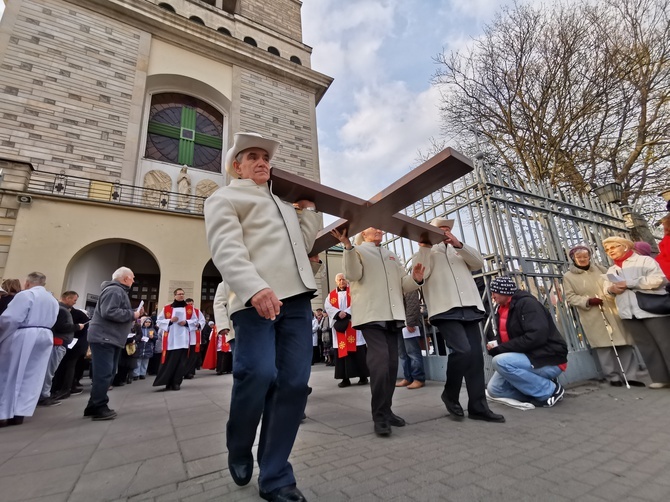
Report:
568,245,591,261
633,241,652,256
489,276,518,296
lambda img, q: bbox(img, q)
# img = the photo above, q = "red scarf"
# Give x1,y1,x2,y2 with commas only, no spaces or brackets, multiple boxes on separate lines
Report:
613,249,634,269
161,304,194,364
329,288,357,358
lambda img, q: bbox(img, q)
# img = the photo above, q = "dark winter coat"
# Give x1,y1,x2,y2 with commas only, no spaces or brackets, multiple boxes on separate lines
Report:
488,290,568,368
88,280,136,348
133,324,157,359
51,302,77,346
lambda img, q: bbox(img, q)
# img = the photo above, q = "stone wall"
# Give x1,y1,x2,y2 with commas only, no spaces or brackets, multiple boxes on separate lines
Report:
240,0,302,42
238,68,317,180
0,0,145,180
0,159,32,280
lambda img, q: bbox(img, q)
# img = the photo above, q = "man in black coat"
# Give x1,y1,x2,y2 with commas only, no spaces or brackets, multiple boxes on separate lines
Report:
485,276,568,408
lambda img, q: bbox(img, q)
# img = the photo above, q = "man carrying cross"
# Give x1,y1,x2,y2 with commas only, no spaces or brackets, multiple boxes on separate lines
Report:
204,132,319,502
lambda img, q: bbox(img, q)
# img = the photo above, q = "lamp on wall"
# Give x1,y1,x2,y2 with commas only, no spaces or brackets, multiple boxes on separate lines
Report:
592,182,623,204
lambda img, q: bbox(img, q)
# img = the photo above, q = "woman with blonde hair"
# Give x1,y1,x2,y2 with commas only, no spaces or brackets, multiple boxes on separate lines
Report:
603,236,670,389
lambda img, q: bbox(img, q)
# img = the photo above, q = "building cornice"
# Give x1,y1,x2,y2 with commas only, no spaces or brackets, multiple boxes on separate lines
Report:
65,0,333,103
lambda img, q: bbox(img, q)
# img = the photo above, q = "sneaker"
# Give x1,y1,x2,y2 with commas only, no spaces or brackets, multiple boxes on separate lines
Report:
70,387,84,396
533,382,565,408
37,397,62,407
649,382,670,389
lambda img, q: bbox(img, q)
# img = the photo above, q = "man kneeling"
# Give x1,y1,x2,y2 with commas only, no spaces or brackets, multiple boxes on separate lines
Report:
486,277,568,408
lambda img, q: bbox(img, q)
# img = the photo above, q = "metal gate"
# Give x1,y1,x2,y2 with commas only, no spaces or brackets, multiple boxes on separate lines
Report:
384,157,632,384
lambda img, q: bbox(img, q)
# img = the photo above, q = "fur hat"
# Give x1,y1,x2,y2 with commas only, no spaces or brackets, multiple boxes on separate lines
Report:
602,236,635,251
489,276,518,296
430,217,456,229
224,132,280,178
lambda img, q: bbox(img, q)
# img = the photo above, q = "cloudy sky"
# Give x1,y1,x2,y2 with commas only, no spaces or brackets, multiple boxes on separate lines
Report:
300,0,519,201
0,0,524,200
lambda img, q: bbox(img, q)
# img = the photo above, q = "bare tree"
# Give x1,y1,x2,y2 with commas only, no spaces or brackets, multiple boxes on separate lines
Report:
433,0,670,206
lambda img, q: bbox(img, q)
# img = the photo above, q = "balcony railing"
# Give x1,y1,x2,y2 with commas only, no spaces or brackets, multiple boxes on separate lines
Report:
26,171,210,215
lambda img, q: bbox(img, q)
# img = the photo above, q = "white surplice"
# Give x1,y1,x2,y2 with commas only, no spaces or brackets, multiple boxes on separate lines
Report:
0,286,59,419
156,305,197,350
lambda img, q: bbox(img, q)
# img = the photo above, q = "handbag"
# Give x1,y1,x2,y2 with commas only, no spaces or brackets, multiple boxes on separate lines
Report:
125,341,137,356
635,291,670,315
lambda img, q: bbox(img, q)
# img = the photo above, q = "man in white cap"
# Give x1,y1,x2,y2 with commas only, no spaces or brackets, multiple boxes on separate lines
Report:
204,132,319,502
415,217,505,422
486,276,568,408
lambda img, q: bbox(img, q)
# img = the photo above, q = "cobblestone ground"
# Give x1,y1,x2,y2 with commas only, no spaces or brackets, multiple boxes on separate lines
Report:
1,364,670,501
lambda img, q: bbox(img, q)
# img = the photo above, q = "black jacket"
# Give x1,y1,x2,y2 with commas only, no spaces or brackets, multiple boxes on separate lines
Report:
51,302,76,346
488,290,568,368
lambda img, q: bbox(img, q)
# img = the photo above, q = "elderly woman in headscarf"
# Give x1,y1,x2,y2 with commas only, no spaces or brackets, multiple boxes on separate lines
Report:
563,245,646,386
603,236,670,389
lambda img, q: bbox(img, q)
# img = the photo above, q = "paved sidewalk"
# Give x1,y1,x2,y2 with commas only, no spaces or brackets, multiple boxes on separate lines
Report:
1,364,670,502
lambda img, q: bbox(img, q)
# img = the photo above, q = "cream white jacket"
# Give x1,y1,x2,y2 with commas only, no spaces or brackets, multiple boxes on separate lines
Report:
343,242,420,328
204,179,319,316
414,242,485,317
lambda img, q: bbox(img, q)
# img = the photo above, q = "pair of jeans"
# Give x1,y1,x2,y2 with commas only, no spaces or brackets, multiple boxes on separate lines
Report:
398,335,425,382
227,295,312,494
41,345,66,399
86,342,122,412
488,352,562,401
133,357,150,377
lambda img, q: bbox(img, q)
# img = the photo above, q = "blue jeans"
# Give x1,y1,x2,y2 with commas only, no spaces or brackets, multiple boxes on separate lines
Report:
228,295,312,493
133,357,150,377
86,342,122,412
398,335,425,382
488,352,562,401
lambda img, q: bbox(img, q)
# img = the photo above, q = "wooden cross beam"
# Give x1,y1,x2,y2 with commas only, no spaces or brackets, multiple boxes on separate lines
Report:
271,147,474,255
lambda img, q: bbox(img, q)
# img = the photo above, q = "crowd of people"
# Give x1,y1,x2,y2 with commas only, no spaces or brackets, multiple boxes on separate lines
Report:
1,131,669,502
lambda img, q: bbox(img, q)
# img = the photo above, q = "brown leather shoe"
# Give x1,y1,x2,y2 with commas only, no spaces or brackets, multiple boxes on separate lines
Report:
407,380,425,389
395,379,411,387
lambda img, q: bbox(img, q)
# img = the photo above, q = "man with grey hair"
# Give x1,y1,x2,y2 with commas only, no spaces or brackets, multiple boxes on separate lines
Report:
205,132,319,502
0,272,59,427
84,267,143,420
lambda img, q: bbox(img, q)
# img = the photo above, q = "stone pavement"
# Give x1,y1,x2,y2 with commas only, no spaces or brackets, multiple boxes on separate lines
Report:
2,364,670,502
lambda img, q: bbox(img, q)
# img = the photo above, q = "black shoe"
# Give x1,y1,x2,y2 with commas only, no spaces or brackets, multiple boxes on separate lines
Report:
357,377,368,385
133,376,139,381
531,382,565,408
374,420,392,436
468,409,506,423
37,397,62,407
139,376,146,380
70,387,84,396
52,391,70,401
610,380,623,387
387,413,406,427
337,379,351,388
628,380,646,387
184,374,194,380
171,384,181,391
259,484,307,502
91,409,117,421
228,455,253,486
440,391,464,418
84,406,115,417
307,386,312,395
7,416,24,426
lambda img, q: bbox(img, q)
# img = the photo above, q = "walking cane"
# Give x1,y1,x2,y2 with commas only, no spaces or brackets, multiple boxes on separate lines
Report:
597,302,630,389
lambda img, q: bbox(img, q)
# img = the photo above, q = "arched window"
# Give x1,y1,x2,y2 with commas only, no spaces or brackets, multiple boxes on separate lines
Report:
158,3,175,13
217,27,232,36
289,56,302,65
145,93,224,173
189,16,205,26
243,36,257,47
267,46,280,56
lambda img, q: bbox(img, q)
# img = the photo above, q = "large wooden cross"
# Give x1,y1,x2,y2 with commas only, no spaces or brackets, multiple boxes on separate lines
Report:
270,148,474,255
